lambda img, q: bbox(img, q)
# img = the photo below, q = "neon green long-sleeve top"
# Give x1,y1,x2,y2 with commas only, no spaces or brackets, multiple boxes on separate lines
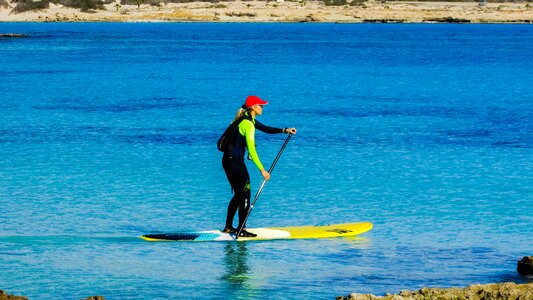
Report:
238,118,264,171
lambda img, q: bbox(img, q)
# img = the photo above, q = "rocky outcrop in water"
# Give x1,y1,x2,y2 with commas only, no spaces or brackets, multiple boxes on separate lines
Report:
0,290,27,300
0,291,105,300
0,34,27,38
518,256,533,276
337,282,533,300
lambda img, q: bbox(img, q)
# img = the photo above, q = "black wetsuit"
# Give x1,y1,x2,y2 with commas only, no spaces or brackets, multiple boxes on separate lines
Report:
222,116,284,230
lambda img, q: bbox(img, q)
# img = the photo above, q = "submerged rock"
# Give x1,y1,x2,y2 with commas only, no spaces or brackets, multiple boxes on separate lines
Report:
0,34,28,38
337,282,533,300
518,256,533,276
0,290,27,300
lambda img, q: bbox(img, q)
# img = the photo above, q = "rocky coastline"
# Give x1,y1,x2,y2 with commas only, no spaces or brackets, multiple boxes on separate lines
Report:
0,292,105,300
337,282,533,300
0,0,532,23
0,290,26,300
338,257,533,299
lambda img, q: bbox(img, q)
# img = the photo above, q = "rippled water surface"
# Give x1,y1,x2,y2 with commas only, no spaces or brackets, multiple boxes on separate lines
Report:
0,23,532,299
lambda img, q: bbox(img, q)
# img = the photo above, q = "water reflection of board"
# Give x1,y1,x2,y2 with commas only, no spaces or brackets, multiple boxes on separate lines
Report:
141,222,372,242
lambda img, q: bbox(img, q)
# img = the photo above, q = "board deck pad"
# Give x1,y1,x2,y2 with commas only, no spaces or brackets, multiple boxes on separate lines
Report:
141,222,372,242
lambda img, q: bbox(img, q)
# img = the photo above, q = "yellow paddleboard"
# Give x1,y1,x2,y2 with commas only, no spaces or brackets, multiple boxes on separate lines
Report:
141,222,372,242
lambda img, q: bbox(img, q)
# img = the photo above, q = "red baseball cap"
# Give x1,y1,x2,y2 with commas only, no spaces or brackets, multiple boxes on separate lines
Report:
245,95,268,108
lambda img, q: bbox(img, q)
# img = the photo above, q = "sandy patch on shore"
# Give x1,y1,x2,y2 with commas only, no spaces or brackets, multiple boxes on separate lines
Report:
0,0,532,23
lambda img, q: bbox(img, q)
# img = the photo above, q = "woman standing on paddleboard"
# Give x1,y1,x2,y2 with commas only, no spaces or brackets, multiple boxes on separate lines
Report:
221,95,296,237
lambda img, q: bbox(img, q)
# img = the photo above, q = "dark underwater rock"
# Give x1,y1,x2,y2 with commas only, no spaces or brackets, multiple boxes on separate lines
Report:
0,34,28,38
337,282,533,300
518,256,533,276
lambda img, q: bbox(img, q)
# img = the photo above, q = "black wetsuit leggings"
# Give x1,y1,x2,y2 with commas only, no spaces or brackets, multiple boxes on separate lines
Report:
222,153,251,229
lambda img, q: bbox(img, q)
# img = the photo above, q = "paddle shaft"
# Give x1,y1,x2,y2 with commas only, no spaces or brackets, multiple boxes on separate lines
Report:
235,133,293,239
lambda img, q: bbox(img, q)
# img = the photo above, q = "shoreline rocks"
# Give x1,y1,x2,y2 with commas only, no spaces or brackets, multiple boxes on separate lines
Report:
337,282,533,300
0,292,105,300
0,290,27,300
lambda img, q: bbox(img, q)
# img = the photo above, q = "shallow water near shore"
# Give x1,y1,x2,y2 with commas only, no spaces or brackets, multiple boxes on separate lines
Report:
0,23,532,299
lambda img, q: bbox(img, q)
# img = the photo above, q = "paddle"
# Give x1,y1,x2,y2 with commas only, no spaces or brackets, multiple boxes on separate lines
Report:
235,133,293,239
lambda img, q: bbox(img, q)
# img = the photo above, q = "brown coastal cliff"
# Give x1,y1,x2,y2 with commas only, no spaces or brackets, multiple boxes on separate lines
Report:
0,0,532,23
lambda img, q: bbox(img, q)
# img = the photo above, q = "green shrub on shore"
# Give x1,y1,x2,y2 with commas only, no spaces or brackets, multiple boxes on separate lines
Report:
324,0,347,5
349,0,366,6
53,0,105,11
13,0,49,13
124,0,144,9
13,0,105,12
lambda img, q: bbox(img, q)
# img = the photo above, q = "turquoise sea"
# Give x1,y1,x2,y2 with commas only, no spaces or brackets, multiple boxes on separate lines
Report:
0,23,532,299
